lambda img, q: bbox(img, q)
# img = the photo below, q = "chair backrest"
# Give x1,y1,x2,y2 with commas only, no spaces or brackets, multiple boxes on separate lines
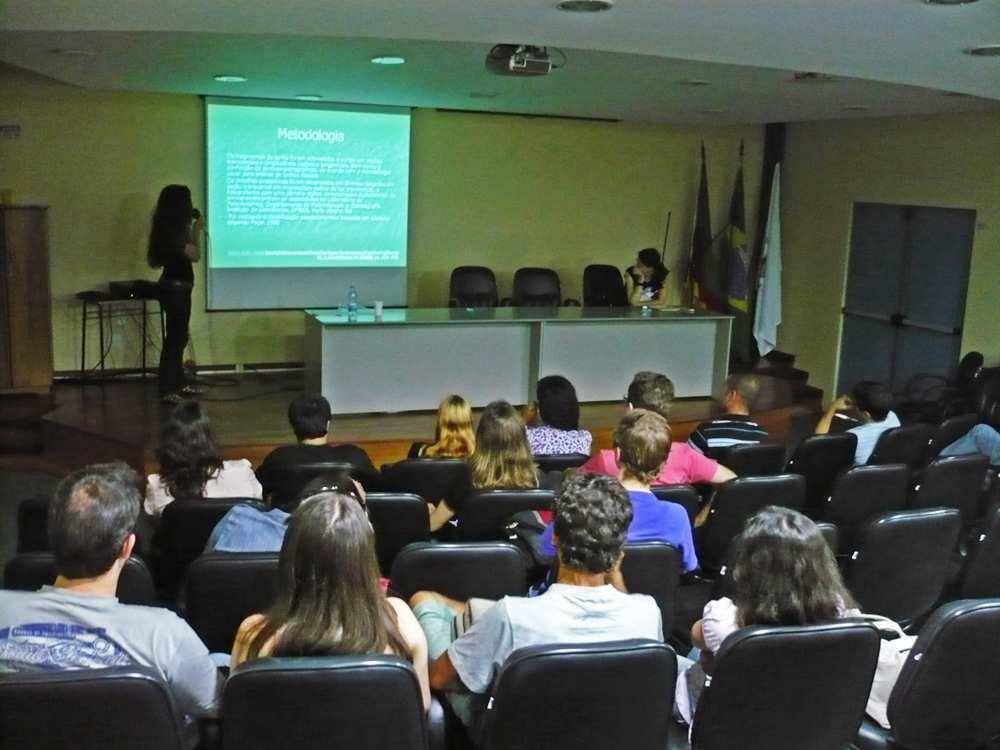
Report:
449,265,499,308
263,461,369,507
455,489,555,542
868,423,937,469
650,484,701,525
815,522,839,553
692,621,880,750
223,656,428,750
532,453,589,473
846,507,961,626
719,443,786,477
784,433,858,510
3,552,157,606
886,599,1000,750
620,541,681,634
0,666,185,750
389,542,526,602
183,552,281,653
821,464,910,549
512,267,562,307
16,494,50,553
380,458,468,503
157,497,258,590
481,640,676,750
911,453,990,526
366,493,431,575
582,264,628,307
960,505,1000,598
698,474,806,573
927,413,979,459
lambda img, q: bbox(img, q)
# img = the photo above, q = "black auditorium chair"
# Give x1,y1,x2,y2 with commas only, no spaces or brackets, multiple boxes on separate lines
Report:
582,264,628,307
855,599,1000,750
380,458,467,503
157,497,261,592
183,552,281,653
0,666,186,750
691,622,880,750
481,640,677,750
264,460,379,504
784,432,858,512
926,412,979,461
389,542,527,602
910,453,990,527
533,453,589,473
718,443,786,477
815,522,839,554
366,493,431,575
959,505,1000,599
455,488,555,542
4,552,157,606
845,508,961,628
867,423,937,469
819,464,910,552
621,541,681,635
449,265,499,308
223,656,443,750
697,474,806,574
16,494,50,553
651,484,702,526
508,267,578,307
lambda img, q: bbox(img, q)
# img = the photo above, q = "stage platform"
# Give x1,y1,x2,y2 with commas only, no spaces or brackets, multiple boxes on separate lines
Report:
0,370,823,477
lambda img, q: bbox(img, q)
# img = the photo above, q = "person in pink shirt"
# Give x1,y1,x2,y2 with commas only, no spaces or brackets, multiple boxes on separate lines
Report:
579,371,736,489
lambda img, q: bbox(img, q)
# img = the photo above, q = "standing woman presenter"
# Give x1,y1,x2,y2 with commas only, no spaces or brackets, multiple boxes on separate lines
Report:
148,185,201,404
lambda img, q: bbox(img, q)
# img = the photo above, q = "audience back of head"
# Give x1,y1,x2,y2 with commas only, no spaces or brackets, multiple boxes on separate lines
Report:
851,381,893,422
614,409,671,484
536,375,581,431
469,400,536,489
288,393,332,442
155,401,224,502
627,371,675,419
553,473,633,574
425,394,475,458
725,374,761,411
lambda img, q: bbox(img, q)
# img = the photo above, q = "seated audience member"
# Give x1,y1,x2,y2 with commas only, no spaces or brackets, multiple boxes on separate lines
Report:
940,423,1000,466
678,506,860,724
687,374,769,459
0,463,221,737
145,400,261,517
408,394,476,459
429,400,549,533
814,381,900,465
230,492,430,708
625,247,670,308
579,371,736,486
540,410,697,572
256,393,376,503
525,375,593,456
410,473,663,733
205,470,363,553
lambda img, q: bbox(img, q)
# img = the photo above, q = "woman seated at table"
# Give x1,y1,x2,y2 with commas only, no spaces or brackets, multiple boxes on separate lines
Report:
408,394,476,459
625,247,670,308
525,375,592,456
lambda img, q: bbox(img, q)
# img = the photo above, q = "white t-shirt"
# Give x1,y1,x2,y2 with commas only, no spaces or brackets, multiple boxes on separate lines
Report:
145,458,263,516
848,411,902,465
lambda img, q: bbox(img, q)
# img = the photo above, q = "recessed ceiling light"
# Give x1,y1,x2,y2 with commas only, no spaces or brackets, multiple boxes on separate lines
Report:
213,74,247,83
50,48,96,57
842,105,870,111
964,45,1000,57
677,79,711,87
469,91,500,99
557,0,613,12
371,56,405,65
295,94,322,101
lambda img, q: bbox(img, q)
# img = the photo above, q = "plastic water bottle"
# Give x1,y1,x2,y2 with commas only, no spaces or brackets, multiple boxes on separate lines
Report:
347,285,359,322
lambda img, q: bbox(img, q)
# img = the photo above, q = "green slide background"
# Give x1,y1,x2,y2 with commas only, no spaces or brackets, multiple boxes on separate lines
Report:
207,101,410,268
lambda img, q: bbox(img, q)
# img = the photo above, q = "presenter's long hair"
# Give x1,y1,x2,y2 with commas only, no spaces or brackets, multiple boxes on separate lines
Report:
243,492,408,661
468,400,537,490
148,184,193,269
425,394,475,458
637,247,669,290
155,400,224,502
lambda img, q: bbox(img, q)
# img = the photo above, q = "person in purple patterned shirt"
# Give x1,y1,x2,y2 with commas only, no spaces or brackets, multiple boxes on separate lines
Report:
526,375,592,456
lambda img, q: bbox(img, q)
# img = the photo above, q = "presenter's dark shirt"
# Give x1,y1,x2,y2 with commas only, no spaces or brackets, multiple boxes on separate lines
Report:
158,237,194,284
256,443,376,504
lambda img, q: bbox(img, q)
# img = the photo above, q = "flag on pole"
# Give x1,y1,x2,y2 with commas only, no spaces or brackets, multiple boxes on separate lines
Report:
689,143,726,311
753,164,782,355
725,141,749,312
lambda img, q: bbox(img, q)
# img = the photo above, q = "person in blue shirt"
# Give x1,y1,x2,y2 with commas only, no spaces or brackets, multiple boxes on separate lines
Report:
540,408,698,573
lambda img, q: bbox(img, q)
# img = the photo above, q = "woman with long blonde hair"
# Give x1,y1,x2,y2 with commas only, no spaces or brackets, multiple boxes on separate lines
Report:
409,395,476,459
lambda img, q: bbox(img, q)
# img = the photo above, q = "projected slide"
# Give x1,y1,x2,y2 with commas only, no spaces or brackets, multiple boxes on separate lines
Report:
206,100,410,269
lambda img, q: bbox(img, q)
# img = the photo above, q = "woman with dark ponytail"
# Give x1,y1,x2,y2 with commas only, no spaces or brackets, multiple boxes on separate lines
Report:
625,247,670,308
148,185,201,403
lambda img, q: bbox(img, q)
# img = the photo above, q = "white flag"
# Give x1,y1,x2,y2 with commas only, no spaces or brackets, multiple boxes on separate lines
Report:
753,164,782,355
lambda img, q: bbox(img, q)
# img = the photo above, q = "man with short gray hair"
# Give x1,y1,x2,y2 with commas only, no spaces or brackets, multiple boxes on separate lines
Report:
688,373,769,459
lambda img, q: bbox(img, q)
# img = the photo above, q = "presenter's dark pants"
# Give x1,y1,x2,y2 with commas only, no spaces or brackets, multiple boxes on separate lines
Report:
158,277,192,395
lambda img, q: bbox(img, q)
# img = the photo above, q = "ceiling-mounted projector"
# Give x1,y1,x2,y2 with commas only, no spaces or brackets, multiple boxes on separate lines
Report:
486,45,553,76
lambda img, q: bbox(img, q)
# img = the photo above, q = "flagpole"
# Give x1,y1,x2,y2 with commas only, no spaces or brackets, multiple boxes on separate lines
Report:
660,210,672,258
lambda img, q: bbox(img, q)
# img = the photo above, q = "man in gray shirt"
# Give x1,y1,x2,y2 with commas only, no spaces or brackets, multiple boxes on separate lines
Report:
410,473,663,734
0,463,222,735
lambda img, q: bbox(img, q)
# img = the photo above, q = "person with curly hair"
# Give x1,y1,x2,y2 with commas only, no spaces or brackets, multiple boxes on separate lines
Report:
145,401,261,517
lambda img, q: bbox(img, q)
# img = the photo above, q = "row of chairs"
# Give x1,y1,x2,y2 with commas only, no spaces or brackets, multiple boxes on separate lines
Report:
449,264,631,308
4,598,998,750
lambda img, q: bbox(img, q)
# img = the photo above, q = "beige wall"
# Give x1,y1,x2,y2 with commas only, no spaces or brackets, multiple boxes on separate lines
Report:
780,111,1000,398
0,65,762,373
